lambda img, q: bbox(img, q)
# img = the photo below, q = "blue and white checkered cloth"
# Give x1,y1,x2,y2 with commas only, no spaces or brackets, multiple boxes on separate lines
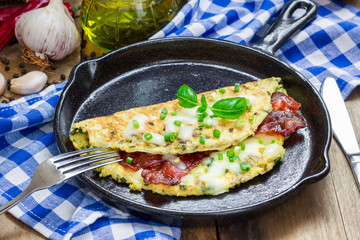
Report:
1,0,360,239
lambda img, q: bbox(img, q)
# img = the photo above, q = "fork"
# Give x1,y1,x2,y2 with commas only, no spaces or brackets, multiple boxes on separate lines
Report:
0,147,121,214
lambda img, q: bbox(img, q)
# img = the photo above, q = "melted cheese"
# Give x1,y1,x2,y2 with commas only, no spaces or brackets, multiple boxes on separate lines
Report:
142,132,165,145
123,114,148,139
178,126,196,140
263,144,285,160
164,108,198,134
238,142,263,159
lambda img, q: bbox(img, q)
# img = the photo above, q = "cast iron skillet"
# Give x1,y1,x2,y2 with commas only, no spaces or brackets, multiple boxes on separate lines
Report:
54,0,331,222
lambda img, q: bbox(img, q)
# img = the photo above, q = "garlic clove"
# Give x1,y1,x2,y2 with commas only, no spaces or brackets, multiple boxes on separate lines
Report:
10,71,48,95
0,73,5,95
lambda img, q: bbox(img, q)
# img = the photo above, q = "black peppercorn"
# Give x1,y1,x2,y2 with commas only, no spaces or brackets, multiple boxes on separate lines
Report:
60,74,66,80
13,73,19,78
5,66,10,71
19,62,25,68
1,57,9,65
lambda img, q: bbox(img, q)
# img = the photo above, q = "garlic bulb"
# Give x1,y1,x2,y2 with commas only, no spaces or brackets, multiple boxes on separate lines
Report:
15,0,79,60
0,73,5,95
10,71,48,95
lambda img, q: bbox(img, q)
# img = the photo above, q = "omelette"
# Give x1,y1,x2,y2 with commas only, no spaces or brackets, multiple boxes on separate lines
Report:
70,77,306,196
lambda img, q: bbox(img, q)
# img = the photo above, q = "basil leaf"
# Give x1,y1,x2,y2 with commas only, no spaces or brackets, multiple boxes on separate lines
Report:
201,94,207,108
197,106,207,113
176,84,199,108
210,97,251,119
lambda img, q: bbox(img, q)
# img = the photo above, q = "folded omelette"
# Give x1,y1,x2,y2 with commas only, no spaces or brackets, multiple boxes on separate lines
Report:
70,77,306,196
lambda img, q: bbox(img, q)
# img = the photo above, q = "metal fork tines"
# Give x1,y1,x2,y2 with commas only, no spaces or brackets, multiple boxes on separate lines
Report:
0,147,120,214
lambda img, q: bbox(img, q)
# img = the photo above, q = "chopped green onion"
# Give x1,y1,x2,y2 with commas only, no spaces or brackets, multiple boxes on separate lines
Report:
235,119,245,128
271,139,276,144
219,88,226,94
246,100,252,110
120,177,127,183
229,156,240,162
200,135,206,144
259,139,264,144
226,150,235,158
200,112,208,118
161,108,168,114
198,124,204,129
204,118,213,128
210,115,216,118
171,112,177,116
234,83,240,92
198,115,204,122
197,106,207,113
160,113,166,120
240,162,251,171
126,157,133,164
164,133,171,141
170,133,176,142
170,132,178,142
274,156,282,164
174,120,182,126
144,133,153,141
249,115,254,122
240,142,246,151
180,185,187,190
218,152,223,160
132,120,140,129
213,129,221,138
210,92,217,101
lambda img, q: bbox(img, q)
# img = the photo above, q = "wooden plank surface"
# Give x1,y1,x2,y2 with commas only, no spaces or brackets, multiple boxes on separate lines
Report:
1,0,360,239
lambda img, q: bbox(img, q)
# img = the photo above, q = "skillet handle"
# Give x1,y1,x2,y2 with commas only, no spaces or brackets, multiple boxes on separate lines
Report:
250,0,318,55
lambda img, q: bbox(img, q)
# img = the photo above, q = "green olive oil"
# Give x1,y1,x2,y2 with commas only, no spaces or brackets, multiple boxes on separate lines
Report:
81,0,183,51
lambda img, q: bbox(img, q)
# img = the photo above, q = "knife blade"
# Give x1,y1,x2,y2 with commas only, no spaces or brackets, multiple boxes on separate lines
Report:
321,77,360,190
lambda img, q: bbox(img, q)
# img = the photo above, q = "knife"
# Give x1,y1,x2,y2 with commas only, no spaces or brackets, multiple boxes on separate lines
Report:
321,77,360,190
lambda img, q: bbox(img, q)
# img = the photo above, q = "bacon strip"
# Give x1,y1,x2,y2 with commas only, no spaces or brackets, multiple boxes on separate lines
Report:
256,111,306,137
257,92,306,136
118,151,211,185
271,92,302,113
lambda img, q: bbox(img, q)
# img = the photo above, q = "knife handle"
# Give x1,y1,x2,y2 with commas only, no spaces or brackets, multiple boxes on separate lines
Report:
348,155,360,191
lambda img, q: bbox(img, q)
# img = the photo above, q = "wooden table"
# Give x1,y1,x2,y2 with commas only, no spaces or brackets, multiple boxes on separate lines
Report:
1,0,360,239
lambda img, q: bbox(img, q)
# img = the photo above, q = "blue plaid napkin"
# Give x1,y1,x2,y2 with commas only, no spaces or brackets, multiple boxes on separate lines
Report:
1,0,360,239
153,0,360,98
